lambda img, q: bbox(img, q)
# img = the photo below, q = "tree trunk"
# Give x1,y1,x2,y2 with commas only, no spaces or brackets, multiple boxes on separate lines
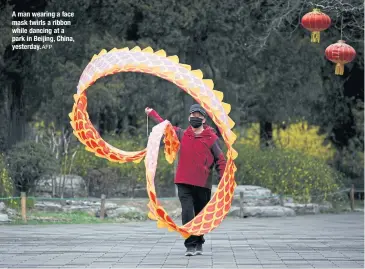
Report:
2,77,26,150
130,177,136,198
259,120,274,148
61,174,66,199
183,94,194,126
86,177,90,197
181,51,203,126
2,46,27,151
0,84,9,151
52,176,56,197
60,155,68,199
69,151,77,197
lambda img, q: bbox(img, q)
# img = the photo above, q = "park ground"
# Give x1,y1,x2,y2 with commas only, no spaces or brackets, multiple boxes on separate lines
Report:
0,212,363,268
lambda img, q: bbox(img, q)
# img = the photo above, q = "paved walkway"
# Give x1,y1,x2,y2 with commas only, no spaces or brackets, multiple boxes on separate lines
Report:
0,213,363,268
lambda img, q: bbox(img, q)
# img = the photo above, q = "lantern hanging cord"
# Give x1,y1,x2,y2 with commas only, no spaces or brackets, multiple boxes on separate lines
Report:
340,13,343,40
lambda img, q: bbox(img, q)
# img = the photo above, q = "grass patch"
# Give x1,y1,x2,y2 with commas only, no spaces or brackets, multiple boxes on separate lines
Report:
330,199,364,213
8,210,147,225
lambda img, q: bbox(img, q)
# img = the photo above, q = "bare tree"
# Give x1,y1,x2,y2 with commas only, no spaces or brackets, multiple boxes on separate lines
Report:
34,123,78,198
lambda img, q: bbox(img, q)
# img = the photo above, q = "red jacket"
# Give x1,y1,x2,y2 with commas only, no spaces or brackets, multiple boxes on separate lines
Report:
148,110,226,189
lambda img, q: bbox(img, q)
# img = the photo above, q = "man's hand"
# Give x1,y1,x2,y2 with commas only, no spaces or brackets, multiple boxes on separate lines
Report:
145,107,153,115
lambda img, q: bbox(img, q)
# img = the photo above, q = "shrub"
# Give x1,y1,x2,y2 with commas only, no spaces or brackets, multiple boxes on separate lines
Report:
5,197,35,210
0,153,18,208
331,138,364,187
239,121,335,161
0,153,13,197
72,132,175,197
235,143,344,203
7,141,59,193
105,133,175,195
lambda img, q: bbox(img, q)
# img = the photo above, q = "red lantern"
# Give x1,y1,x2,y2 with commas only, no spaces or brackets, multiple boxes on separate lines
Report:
325,40,356,75
301,8,331,43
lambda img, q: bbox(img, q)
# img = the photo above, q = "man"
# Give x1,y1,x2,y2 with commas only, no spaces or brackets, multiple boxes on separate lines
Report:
145,104,226,256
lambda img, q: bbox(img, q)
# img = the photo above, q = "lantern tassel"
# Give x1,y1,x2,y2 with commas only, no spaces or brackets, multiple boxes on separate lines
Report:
335,63,344,75
311,31,320,43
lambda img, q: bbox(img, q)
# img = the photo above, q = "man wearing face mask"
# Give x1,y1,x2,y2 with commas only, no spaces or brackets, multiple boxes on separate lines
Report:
145,104,226,256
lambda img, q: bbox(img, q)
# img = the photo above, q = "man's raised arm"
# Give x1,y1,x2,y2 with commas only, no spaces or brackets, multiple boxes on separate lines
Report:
145,107,183,141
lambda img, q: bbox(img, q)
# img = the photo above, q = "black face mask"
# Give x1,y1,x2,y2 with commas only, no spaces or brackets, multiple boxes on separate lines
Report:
189,117,203,128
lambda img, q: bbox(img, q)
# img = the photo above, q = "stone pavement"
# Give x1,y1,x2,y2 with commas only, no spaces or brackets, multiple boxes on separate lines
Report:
0,213,363,268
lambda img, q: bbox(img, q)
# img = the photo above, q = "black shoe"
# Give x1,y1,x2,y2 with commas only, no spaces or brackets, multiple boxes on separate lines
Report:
195,244,203,255
185,246,196,256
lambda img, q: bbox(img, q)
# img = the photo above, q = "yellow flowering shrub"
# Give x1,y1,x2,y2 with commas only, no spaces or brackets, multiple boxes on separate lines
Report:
239,121,335,161
0,153,18,208
0,154,13,197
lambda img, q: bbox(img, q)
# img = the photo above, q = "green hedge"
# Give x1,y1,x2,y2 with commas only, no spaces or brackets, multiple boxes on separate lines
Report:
235,143,344,203
72,133,175,195
4,197,35,210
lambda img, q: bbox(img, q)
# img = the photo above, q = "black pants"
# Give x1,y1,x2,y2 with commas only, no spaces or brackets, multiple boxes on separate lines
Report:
177,183,211,248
